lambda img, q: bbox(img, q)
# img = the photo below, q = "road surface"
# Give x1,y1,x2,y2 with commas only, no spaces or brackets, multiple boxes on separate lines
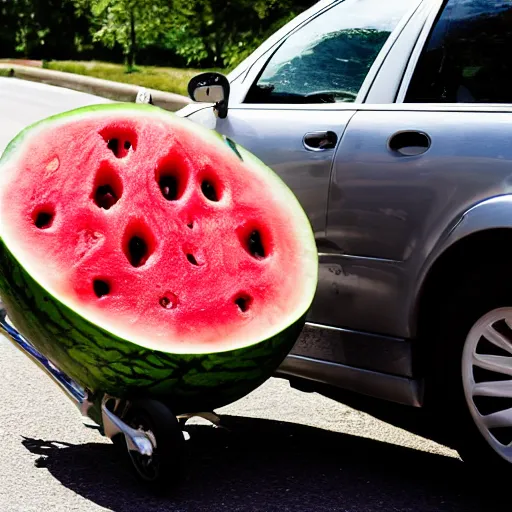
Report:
0,334,503,512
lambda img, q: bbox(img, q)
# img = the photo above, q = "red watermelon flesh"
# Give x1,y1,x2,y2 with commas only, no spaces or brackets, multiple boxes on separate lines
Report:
0,106,317,354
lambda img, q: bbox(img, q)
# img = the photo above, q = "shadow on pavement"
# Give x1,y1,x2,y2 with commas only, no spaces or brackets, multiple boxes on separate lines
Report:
21,415,497,512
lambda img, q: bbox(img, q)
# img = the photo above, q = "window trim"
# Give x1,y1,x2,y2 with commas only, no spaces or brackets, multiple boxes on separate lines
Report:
395,0,448,103
236,0,421,107
224,100,512,113
362,0,433,104
356,0,424,104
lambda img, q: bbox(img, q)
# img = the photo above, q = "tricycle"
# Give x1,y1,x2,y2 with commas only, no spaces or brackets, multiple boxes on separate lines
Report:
0,304,221,485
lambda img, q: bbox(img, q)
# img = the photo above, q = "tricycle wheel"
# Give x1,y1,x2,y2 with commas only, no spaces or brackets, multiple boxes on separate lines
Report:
124,399,186,487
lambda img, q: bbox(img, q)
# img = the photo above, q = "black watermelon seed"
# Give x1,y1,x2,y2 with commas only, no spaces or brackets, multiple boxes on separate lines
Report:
159,175,179,200
34,211,53,229
201,180,218,201
248,230,265,258
93,279,110,298
160,292,178,309
107,138,119,156
127,236,148,267
235,295,251,313
186,254,199,266
94,184,118,210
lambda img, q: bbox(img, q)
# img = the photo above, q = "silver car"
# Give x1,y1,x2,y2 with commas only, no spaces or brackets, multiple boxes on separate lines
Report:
181,0,512,470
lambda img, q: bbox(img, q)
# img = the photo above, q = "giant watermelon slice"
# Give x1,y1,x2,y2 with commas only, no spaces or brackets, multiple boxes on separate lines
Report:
0,103,317,412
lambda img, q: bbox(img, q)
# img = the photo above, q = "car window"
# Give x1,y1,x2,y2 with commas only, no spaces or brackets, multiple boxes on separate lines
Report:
406,0,512,103
244,0,411,104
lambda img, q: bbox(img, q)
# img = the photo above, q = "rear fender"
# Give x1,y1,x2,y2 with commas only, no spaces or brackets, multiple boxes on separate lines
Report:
411,194,512,332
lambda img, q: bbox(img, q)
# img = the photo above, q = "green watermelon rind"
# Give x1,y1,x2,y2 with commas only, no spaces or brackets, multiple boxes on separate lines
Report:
0,103,317,411
0,237,305,411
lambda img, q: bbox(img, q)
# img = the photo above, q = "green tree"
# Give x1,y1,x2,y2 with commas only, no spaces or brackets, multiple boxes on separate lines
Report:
0,0,18,57
3,0,90,60
165,0,315,69
75,0,173,70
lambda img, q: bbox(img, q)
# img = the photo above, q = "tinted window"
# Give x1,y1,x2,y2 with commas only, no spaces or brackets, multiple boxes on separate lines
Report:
245,0,411,104
406,0,512,103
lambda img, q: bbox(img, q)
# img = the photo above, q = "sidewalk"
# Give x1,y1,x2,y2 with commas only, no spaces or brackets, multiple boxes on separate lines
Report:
0,63,192,112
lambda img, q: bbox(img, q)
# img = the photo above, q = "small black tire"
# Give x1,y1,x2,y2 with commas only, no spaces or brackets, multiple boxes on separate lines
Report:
123,399,186,488
423,262,512,475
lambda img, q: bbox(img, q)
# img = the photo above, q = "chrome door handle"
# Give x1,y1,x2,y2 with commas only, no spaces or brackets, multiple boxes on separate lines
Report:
303,131,338,151
388,130,431,156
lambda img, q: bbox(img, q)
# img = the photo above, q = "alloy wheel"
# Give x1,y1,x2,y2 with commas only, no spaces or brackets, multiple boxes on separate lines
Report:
462,307,512,463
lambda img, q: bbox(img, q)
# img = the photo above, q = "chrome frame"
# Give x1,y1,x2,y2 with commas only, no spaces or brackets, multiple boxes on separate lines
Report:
0,305,156,459
0,306,85,404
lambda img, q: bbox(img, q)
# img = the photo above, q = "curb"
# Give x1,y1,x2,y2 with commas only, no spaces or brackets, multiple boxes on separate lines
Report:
0,64,192,112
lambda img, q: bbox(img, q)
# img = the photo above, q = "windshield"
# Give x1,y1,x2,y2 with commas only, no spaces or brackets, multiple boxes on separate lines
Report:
246,0,414,104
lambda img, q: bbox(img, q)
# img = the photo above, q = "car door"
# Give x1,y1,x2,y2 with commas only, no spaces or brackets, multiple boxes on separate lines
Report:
211,0,419,324
322,0,512,339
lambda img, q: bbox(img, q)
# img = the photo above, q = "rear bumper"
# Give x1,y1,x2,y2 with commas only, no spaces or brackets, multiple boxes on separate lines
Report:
276,322,424,408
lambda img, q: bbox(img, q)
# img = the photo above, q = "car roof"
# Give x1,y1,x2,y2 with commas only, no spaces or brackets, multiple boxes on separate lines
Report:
0,77,113,154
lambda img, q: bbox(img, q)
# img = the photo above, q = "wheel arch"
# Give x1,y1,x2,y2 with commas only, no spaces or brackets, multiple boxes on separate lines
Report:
412,195,512,338
410,197,512,469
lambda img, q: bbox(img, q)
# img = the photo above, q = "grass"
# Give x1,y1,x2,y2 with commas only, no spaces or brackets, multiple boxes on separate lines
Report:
45,60,222,97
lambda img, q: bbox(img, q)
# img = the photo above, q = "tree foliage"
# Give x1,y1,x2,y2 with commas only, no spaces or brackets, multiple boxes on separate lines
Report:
1,0,90,59
75,0,173,70
0,0,317,69
165,0,311,68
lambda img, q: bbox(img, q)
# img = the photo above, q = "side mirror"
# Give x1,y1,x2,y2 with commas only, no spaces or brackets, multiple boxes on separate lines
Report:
187,72,230,119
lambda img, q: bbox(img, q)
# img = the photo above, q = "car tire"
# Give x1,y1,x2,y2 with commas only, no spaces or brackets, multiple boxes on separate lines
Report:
424,264,512,475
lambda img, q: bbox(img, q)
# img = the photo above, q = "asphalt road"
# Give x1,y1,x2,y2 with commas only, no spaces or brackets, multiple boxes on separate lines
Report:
0,333,505,512
0,77,112,155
